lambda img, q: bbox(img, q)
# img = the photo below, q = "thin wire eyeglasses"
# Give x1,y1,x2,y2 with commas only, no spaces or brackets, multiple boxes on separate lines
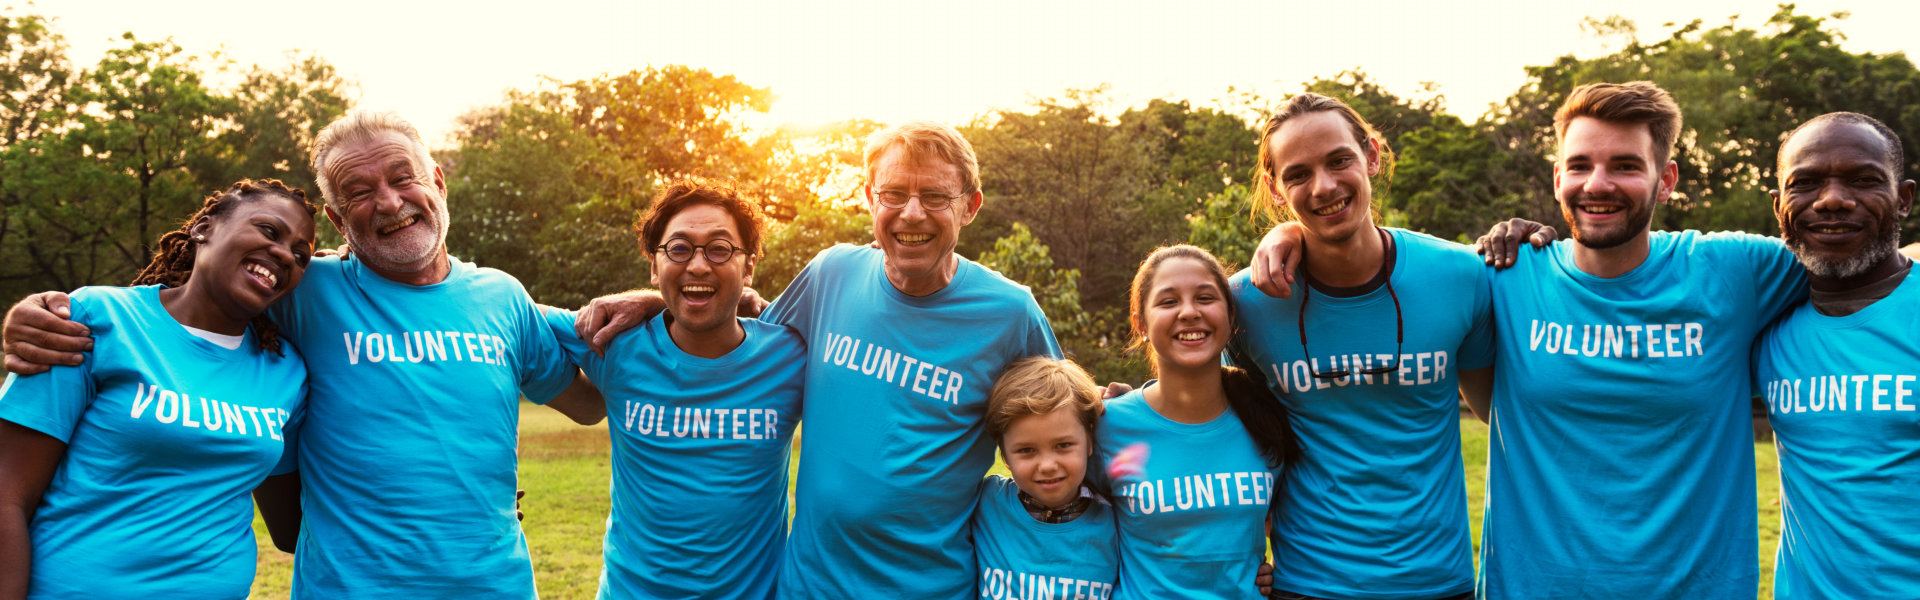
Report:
655,239,740,264
1298,227,1404,379
872,189,967,212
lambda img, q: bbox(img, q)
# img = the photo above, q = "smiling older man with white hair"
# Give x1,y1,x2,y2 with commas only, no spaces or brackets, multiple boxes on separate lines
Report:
3,109,605,599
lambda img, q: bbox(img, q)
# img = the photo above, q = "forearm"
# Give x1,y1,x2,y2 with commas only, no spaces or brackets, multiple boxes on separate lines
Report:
252,472,302,553
545,371,605,425
1459,367,1494,424
0,504,32,600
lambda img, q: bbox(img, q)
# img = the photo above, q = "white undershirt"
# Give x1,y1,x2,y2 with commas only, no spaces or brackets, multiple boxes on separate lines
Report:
181,325,244,350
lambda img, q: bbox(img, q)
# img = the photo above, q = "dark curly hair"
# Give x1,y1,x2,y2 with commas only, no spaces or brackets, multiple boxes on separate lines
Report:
635,179,766,259
132,179,318,356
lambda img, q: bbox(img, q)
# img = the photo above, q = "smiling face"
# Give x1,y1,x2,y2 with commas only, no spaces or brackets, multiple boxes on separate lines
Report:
1555,116,1677,250
866,144,981,296
321,129,450,279
1000,407,1092,508
1138,256,1233,375
189,195,316,323
1266,111,1380,246
650,203,754,349
1773,120,1916,287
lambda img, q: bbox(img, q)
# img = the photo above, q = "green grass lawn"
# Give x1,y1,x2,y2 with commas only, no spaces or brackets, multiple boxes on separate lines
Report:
249,407,1783,598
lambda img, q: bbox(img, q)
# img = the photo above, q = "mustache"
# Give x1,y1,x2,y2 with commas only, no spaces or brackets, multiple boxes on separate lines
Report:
372,206,426,232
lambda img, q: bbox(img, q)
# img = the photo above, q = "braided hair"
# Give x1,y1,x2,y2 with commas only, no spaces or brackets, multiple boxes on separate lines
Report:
132,179,318,356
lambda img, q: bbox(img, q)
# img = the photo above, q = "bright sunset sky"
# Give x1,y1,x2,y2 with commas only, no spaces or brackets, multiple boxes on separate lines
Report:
28,0,1920,145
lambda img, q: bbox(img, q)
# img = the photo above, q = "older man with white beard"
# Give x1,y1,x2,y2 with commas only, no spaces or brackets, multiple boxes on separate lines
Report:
3,110,604,599
1750,111,1919,599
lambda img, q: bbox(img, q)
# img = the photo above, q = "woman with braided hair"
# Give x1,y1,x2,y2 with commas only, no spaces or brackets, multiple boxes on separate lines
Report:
0,179,316,599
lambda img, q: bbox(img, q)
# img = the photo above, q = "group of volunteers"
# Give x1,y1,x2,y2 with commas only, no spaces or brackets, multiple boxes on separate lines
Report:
0,75,1910,600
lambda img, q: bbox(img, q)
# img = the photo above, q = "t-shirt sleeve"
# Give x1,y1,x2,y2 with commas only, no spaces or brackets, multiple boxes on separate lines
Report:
1711,232,1808,323
0,298,98,443
512,295,578,405
540,306,604,382
271,377,310,476
762,246,839,332
1456,263,1497,371
1023,299,1062,359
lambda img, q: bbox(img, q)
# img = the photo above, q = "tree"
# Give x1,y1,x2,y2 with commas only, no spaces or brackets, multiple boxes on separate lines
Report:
201,52,354,247
0,12,75,297
1487,5,1920,239
753,199,871,300
445,102,647,308
976,222,1144,385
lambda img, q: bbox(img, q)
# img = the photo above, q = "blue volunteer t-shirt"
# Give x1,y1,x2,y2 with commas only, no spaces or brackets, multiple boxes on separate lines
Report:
1227,229,1492,600
545,309,805,600
1752,271,1920,599
0,285,307,599
269,255,576,599
1479,231,1804,599
762,244,1059,599
1093,385,1274,600
971,475,1119,600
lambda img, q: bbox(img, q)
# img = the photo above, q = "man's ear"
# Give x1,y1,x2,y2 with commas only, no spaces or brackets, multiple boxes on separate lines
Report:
957,190,984,226
324,204,346,237
1897,179,1915,219
1657,160,1680,203
648,255,663,290
741,255,757,288
1365,137,1382,177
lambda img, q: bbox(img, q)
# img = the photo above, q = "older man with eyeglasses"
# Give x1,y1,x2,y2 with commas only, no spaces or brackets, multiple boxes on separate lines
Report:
575,120,1059,599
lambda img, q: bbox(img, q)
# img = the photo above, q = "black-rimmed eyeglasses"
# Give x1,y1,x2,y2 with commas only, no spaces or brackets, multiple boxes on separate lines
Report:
1298,227,1404,379
655,239,740,264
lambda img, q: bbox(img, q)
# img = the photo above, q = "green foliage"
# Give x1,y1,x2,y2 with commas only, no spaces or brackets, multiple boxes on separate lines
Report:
1393,115,1541,242
976,223,1144,385
202,52,354,247
1489,5,1920,240
755,200,871,299
0,11,353,300
446,102,649,308
446,66,868,306
1187,184,1263,270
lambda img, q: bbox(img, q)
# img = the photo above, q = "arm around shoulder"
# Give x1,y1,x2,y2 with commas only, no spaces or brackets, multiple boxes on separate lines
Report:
3,292,91,376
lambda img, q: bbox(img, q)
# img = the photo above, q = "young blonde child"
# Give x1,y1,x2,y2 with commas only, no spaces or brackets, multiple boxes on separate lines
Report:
971,356,1119,600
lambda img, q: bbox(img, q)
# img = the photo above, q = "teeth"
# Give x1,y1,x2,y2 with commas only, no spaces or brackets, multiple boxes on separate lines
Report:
1312,200,1348,216
683,285,715,293
246,263,276,286
1176,332,1207,341
1810,226,1852,233
378,216,419,235
895,233,933,244
1583,205,1621,214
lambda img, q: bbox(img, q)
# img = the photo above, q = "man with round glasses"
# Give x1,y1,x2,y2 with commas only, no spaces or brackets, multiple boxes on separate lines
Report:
544,181,806,598
576,120,1058,599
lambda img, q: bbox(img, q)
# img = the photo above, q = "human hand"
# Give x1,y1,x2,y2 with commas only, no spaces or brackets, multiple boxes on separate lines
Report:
1250,223,1306,299
574,291,665,355
3,292,90,375
1475,218,1556,269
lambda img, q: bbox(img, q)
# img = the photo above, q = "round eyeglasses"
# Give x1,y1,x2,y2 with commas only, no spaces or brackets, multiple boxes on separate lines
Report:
655,239,740,264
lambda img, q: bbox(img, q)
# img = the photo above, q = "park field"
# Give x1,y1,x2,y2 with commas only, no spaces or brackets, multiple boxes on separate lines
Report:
249,404,1784,598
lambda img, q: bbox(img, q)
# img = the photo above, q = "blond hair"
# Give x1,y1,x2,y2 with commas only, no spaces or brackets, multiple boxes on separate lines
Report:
864,120,981,194
309,110,437,206
985,356,1104,445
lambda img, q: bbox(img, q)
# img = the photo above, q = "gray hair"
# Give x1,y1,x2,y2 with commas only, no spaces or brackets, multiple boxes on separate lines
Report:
309,110,437,206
